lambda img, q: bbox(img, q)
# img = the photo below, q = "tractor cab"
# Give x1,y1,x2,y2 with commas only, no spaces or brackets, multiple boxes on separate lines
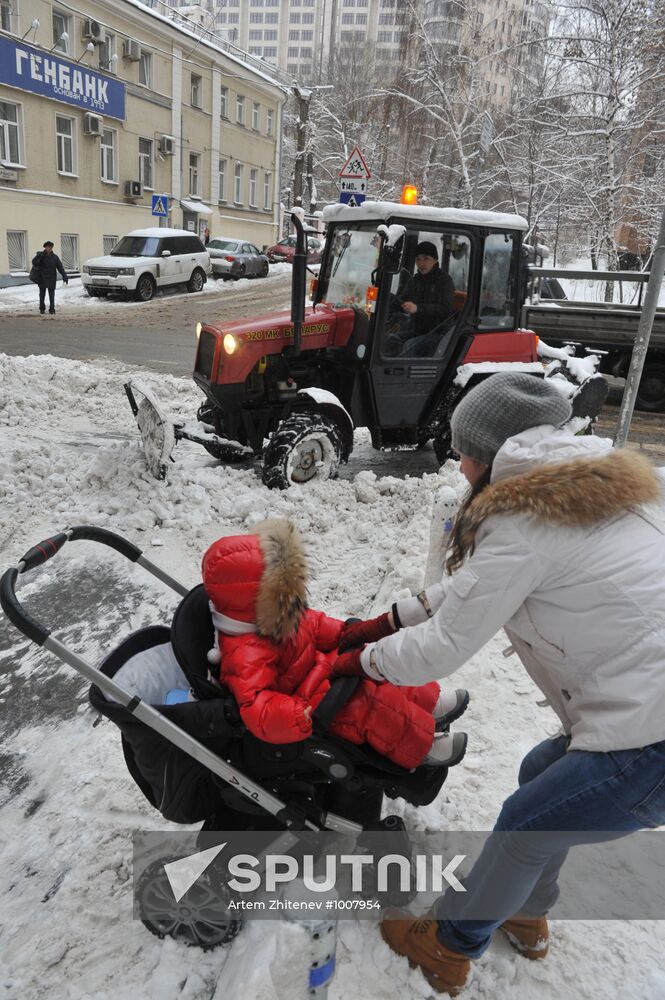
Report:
126,198,605,489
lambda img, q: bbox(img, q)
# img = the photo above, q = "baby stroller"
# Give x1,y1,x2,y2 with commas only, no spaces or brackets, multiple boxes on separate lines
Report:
1,527,450,972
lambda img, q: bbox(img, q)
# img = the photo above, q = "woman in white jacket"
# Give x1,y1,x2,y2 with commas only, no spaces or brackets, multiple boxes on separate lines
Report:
334,373,665,996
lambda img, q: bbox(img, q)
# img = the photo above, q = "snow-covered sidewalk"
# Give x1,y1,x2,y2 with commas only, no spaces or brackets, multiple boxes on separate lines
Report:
0,352,664,1000
0,263,293,316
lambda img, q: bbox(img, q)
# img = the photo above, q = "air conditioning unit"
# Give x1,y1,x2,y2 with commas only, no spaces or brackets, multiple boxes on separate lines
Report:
123,39,141,61
82,18,105,43
158,135,175,156
83,112,104,136
124,180,143,199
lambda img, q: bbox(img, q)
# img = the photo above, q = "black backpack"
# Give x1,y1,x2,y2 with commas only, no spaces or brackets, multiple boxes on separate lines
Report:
29,253,42,283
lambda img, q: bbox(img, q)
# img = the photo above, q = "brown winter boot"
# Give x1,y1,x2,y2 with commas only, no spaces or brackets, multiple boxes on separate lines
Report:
499,914,549,959
380,908,471,995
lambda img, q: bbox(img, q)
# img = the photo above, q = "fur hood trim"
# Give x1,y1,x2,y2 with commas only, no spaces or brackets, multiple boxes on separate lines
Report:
255,519,308,641
455,449,662,561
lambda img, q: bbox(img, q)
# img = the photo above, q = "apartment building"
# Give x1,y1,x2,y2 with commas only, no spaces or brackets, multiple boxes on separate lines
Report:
169,0,549,92
0,0,286,276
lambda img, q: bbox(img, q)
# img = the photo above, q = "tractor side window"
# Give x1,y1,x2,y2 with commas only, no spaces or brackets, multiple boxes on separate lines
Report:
383,230,470,359
479,232,516,329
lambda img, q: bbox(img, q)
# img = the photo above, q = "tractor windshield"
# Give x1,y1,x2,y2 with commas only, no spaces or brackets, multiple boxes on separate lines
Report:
319,224,380,308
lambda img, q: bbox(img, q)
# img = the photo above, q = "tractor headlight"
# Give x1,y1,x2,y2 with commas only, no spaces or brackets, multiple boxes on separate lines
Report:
223,333,237,355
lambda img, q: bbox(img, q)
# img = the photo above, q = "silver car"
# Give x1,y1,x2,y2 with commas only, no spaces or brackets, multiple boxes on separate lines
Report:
207,238,270,280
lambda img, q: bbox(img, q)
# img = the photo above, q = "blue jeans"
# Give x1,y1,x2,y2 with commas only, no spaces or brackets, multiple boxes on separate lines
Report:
436,734,665,958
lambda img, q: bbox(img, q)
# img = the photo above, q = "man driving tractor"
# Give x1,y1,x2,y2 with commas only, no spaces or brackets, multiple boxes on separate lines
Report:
385,240,455,357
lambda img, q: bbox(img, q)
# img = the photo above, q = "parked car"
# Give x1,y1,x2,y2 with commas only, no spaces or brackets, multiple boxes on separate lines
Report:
81,228,210,302
265,236,324,264
207,238,270,280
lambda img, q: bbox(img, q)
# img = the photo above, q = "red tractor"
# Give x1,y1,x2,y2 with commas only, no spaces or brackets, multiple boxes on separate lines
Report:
126,196,605,488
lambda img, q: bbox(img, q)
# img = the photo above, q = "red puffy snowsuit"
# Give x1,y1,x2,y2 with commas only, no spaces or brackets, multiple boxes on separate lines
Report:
202,520,440,769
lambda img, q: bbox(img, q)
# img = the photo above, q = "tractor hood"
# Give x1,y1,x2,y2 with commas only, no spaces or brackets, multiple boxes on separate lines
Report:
197,304,357,385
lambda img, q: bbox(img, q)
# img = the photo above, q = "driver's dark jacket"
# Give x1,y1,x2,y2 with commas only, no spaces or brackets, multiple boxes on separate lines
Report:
398,266,454,337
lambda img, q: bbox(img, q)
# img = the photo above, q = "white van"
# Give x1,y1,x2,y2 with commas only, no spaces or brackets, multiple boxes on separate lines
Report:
81,228,211,302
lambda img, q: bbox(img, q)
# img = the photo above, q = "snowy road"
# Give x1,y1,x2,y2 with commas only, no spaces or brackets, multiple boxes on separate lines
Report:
2,353,665,1000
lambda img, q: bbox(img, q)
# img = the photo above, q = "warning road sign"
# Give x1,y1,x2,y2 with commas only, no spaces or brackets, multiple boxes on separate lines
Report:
339,146,371,180
151,194,168,217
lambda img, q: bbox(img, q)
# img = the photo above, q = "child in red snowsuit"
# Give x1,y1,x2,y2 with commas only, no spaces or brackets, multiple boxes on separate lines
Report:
202,519,468,769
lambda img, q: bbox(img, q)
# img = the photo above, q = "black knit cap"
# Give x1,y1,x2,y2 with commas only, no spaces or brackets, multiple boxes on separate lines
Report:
43,241,54,247
416,241,438,260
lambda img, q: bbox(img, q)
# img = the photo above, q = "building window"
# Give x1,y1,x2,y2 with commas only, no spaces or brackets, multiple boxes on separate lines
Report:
139,137,153,189
60,234,79,271
100,128,117,183
234,162,243,203
99,33,116,72
139,50,152,87
263,46,277,57
218,158,226,200
191,74,202,108
342,13,353,23
265,12,279,22
263,171,271,210
0,100,23,166
289,29,300,39
303,12,314,22
236,94,245,124
287,46,299,57
302,30,313,39
266,108,274,136
7,230,27,271
249,29,263,39
56,114,76,175
52,10,71,54
103,235,119,255
249,168,258,206
220,86,228,118
355,14,367,24
252,102,260,130
1,2,13,32
290,12,301,21
250,12,264,21
264,30,277,40
189,152,200,196
300,46,311,56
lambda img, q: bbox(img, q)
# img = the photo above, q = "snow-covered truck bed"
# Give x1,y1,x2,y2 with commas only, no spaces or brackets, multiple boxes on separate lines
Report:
522,268,665,411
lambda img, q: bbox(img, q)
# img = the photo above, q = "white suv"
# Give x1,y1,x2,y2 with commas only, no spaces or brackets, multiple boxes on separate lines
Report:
81,228,211,302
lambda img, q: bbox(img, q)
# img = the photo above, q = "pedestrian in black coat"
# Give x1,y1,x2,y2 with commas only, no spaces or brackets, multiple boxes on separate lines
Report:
32,241,68,315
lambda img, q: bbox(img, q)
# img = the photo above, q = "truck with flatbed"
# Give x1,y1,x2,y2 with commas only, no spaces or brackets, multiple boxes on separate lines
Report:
523,268,665,411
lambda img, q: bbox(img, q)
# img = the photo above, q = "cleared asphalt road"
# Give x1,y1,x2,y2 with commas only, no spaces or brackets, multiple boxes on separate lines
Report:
0,273,293,374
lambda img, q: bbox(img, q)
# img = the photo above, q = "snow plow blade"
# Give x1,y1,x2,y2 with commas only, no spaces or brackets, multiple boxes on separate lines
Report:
124,380,176,481
125,379,254,481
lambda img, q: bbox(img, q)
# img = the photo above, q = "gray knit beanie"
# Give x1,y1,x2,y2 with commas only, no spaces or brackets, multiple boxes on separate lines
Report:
450,373,572,466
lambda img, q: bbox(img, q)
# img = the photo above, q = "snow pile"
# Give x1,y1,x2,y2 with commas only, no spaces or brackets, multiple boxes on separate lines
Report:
1,352,664,999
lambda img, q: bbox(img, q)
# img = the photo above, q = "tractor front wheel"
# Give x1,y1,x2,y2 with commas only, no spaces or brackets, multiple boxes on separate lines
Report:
262,413,342,489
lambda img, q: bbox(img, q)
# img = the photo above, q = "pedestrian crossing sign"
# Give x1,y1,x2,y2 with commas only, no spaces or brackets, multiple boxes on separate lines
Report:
151,194,168,217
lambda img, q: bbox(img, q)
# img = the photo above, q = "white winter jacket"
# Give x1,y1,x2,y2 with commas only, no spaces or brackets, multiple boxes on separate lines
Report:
363,426,665,752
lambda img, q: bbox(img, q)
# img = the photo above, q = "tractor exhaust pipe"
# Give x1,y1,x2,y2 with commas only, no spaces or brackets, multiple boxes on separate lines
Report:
290,209,307,356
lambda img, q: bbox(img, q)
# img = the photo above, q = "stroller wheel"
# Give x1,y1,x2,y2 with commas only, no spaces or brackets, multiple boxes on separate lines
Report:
136,857,242,950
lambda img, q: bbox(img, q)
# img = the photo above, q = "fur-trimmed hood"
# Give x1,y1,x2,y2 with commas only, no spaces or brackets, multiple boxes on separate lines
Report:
202,519,308,641
450,428,663,569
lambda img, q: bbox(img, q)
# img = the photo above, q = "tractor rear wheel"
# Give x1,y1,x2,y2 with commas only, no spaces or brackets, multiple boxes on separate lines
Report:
262,412,342,489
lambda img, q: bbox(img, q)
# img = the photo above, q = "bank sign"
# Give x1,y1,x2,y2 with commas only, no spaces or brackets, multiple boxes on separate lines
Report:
0,36,125,120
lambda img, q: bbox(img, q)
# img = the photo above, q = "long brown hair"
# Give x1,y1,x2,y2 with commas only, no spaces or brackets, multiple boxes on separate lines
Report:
445,467,493,575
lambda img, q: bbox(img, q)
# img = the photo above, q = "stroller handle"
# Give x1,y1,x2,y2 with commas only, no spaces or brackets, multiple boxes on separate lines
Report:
1,525,144,646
